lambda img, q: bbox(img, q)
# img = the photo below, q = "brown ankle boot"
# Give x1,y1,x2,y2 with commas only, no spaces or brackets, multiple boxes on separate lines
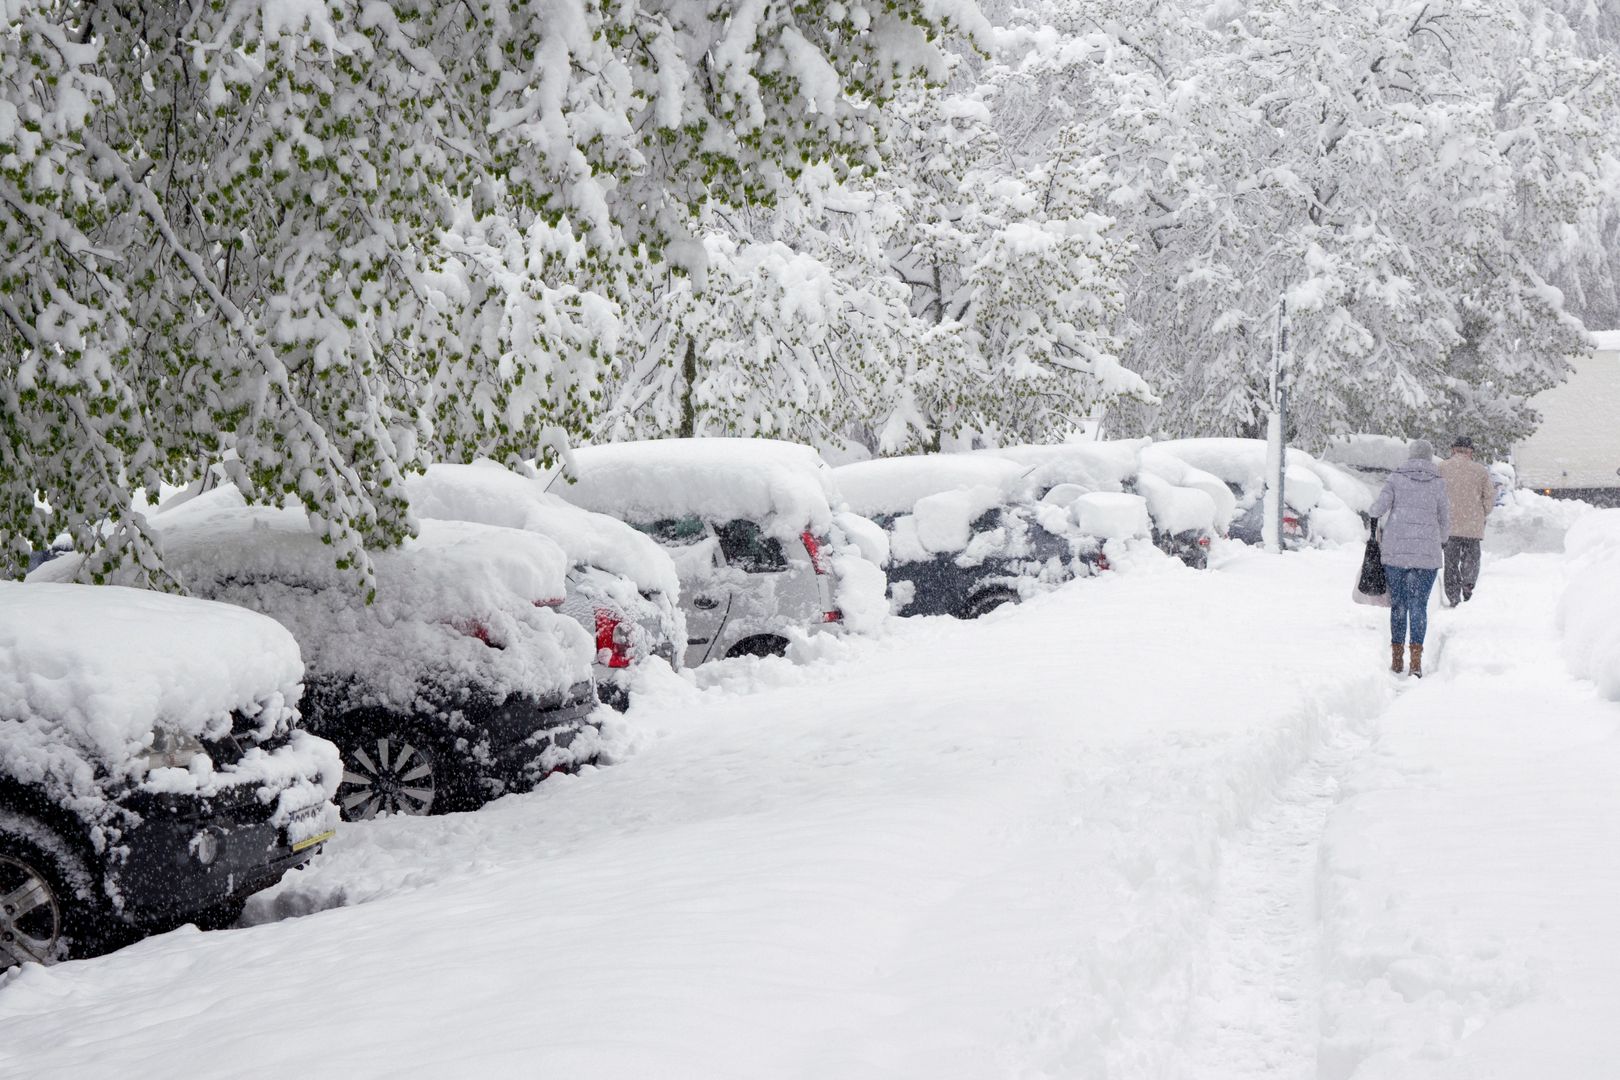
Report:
1391,643,1404,674
1409,643,1424,678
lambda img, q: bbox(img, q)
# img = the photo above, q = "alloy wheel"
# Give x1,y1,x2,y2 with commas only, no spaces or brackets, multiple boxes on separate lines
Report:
0,854,62,970
339,736,437,820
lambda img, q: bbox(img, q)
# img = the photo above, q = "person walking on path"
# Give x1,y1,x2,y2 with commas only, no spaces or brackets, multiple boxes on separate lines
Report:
1369,439,1450,677
1438,435,1494,605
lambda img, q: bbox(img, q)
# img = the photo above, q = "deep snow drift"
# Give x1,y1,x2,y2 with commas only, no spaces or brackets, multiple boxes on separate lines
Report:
1,524,1615,1079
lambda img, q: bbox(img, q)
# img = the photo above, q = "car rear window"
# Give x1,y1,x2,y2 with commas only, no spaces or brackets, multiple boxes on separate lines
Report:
635,516,708,546
714,520,788,572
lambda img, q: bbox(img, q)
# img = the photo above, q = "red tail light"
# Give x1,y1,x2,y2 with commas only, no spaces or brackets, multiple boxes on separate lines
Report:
1096,552,1111,572
1197,535,1211,547
594,608,633,669
450,617,502,649
533,597,564,609
822,610,843,623
801,531,829,574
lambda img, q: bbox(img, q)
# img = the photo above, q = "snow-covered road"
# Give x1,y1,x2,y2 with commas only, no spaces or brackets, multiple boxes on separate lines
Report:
1,543,1615,1079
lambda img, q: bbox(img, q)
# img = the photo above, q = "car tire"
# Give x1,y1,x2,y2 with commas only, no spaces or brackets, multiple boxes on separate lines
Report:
725,635,789,660
192,895,248,932
332,717,444,821
962,589,1018,619
0,819,108,971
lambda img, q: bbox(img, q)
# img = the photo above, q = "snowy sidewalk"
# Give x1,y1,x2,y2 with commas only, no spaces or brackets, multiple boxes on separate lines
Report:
1318,553,1620,1078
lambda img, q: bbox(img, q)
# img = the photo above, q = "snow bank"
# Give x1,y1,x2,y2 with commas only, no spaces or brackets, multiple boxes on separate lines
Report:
407,461,680,598
552,438,838,539
1486,488,1593,556
1071,492,1151,540
832,455,1030,518
1558,508,1620,699
31,488,594,715
0,582,339,837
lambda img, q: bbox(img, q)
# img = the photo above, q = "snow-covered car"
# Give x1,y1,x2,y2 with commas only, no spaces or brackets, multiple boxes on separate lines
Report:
30,488,602,820
404,461,686,710
0,583,341,969
981,441,1222,567
833,455,1104,618
1152,438,1373,548
548,439,886,664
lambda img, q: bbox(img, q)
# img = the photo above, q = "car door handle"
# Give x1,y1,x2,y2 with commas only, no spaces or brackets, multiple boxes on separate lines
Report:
693,596,720,610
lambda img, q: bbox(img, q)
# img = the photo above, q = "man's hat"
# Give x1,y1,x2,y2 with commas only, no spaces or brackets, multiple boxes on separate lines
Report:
1452,435,1475,450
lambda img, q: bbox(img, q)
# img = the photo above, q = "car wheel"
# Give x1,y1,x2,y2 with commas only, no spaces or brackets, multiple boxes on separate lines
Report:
335,724,440,821
0,823,105,971
192,895,248,932
963,589,1018,619
725,635,789,659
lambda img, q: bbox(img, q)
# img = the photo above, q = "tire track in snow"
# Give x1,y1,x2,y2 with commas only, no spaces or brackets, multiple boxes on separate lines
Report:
1173,719,1374,1079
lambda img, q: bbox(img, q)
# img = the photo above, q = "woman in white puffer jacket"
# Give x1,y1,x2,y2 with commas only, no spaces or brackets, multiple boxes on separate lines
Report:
1369,439,1450,677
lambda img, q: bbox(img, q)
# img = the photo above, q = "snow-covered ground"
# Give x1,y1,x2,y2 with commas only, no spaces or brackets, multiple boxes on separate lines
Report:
2,537,1616,1078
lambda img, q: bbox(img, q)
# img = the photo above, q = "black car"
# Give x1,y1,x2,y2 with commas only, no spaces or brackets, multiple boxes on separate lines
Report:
1,583,340,969
877,503,1104,619
28,490,605,822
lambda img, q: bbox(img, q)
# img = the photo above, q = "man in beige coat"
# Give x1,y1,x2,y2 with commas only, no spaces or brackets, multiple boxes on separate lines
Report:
1439,435,1494,605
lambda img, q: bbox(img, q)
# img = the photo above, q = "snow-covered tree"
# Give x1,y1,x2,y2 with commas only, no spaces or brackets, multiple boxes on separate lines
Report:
1011,0,1619,452
2,0,983,583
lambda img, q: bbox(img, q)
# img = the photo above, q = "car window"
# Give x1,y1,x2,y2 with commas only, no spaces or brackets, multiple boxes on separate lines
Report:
714,520,788,573
634,516,708,546
970,508,1004,533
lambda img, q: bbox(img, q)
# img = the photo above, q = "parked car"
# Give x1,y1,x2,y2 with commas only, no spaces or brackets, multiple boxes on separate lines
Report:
833,455,1104,618
1,582,341,968
548,439,887,664
30,488,602,820
982,441,1221,567
1151,438,1373,548
405,461,686,710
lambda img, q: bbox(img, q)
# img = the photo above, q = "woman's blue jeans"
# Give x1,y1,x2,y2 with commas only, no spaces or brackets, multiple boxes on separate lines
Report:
1386,565,1438,645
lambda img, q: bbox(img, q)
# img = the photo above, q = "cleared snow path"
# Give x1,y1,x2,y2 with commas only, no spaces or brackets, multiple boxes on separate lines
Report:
1174,723,1371,1080
1318,553,1620,1078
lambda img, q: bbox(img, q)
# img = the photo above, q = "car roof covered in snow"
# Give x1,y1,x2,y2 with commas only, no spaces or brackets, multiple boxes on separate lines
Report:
977,439,1148,494
0,581,304,771
831,455,1032,517
548,438,838,535
1154,438,1376,515
406,461,679,597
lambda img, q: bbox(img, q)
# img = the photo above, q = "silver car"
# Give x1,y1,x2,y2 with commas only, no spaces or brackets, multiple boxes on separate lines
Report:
550,438,884,665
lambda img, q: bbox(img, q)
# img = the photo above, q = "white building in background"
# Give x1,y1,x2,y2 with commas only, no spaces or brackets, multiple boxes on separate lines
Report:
1512,331,1620,507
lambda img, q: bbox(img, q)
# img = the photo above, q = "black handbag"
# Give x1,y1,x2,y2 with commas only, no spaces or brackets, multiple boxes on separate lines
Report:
1357,536,1388,595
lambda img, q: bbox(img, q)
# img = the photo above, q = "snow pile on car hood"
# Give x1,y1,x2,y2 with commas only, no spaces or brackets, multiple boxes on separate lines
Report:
1558,508,1620,700
832,456,1031,518
0,583,340,834
1139,449,1237,530
551,438,838,539
31,488,593,714
406,461,680,598
0,583,302,767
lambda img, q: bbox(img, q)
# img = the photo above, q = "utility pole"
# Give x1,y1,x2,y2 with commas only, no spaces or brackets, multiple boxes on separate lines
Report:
1263,295,1290,553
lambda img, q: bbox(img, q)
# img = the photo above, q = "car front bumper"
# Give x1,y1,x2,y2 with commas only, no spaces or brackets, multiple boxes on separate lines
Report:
464,682,602,792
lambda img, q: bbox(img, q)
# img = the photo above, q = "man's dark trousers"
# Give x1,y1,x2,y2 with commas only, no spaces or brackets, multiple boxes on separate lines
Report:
1443,537,1481,605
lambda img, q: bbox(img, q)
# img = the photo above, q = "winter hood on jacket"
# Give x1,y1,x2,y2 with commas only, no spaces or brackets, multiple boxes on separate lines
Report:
1391,457,1443,484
